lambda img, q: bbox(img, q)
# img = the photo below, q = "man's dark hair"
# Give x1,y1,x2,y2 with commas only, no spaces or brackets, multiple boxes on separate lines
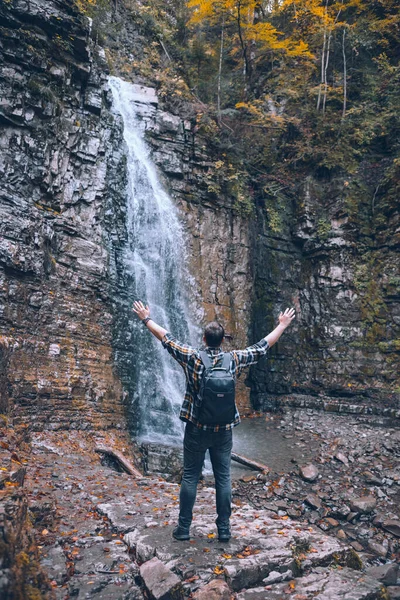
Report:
204,321,225,348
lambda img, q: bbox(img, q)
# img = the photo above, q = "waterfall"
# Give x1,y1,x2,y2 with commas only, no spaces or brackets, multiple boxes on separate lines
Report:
109,76,198,445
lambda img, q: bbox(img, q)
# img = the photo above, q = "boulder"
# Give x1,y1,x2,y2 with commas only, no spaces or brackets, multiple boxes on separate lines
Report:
350,496,377,514
382,520,400,538
305,493,322,510
299,464,319,482
367,540,388,558
140,557,184,600
263,570,292,585
366,563,399,586
335,452,349,466
192,579,231,600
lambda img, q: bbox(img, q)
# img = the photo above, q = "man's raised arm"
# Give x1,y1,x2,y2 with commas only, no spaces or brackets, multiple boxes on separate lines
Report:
266,307,296,347
132,300,167,341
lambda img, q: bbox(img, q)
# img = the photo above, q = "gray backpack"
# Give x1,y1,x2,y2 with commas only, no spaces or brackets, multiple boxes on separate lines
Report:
197,351,236,426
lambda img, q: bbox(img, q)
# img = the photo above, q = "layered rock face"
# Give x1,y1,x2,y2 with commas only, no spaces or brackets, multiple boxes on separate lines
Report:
0,0,128,431
0,0,398,437
0,0,253,433
251,175,400,415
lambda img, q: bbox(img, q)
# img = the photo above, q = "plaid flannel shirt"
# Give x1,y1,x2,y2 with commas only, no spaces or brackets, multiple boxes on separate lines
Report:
161,333,269,431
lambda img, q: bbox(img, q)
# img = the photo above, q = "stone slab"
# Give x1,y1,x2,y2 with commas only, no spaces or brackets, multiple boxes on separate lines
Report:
98,481,354,593
236,567,385,599
140,557,184,600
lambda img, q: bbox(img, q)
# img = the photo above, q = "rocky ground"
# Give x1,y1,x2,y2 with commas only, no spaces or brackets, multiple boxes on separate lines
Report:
2,408,395,599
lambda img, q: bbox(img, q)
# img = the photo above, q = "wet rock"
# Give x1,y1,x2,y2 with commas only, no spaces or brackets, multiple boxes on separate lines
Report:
241,475,257,483
363,471,383,486
388,587,400,599
350,496,377,514
40,545,66,585
350,541,363,552
335,504,351,519
140,557,184,600
325,517,340,528
299,464,319,482
236,567,384,599
305,493,322,510
192,579,231,600
382,520,400,538
373,514,386,527
263,570,292,585
141,443,183,480
366,563,399,586
67,574,144,599
335,452,349,466
367,539,388,558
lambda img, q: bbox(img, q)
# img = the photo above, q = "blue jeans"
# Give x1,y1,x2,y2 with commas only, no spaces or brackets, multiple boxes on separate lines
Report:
178,422,232,531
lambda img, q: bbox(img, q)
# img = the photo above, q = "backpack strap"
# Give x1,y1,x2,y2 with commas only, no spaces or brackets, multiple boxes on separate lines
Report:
221,352,231,371
199,350,213,370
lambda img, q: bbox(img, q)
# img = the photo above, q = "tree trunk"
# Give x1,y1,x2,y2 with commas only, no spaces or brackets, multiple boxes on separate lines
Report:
322,28,332,113
237,0,250,97
316,0,328,111
217,16,225,120
342,26,347,119
231,452,270,473
95,445,143,478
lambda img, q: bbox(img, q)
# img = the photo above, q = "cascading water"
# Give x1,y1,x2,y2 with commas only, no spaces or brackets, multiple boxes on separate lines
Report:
109,76,199,445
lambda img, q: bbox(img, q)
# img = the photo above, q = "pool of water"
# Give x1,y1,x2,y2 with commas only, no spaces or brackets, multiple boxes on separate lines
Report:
204,415,318,479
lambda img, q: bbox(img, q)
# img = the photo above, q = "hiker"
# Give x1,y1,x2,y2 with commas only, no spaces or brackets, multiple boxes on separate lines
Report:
132,300,295,542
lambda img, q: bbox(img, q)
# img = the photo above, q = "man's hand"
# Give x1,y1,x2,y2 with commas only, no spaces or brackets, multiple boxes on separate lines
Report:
132,300,150,321
132,301,167,341
278,307,296,329
266,307,296,348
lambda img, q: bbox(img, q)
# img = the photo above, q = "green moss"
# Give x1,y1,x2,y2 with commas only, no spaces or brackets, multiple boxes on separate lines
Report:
27,78,57,103
266,207,282,233
353,260,389,346
377,339,400,353
317,218,331,240
344,548,363,570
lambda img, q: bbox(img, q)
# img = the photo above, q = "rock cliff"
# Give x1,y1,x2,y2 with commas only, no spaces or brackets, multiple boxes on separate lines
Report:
0,0,398,438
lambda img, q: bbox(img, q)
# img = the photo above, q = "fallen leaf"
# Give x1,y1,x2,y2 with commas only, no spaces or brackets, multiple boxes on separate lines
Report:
213,566,225,575
42,529,49,536
207,533,215,539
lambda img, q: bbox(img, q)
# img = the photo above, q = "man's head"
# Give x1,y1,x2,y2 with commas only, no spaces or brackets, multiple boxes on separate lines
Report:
203,321,225,348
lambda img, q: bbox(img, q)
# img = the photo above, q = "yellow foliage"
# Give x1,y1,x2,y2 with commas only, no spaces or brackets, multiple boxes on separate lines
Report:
75,0,98,14
188,0,312,57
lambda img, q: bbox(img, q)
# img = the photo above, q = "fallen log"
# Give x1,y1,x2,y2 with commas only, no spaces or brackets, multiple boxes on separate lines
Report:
231,452,269,473
95,445,142,478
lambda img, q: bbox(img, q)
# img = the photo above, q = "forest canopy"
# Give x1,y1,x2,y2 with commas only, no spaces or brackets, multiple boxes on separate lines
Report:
78,0,400,219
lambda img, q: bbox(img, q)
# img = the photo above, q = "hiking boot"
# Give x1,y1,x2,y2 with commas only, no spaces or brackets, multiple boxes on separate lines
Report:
218,526,231,542
173,526,190,541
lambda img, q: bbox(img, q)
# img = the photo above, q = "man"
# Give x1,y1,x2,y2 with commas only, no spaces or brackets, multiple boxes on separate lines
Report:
132,300,295,542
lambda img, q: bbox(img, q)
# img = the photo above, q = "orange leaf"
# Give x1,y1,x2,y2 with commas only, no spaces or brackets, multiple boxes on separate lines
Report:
214,566,225,575
207,533,216,539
